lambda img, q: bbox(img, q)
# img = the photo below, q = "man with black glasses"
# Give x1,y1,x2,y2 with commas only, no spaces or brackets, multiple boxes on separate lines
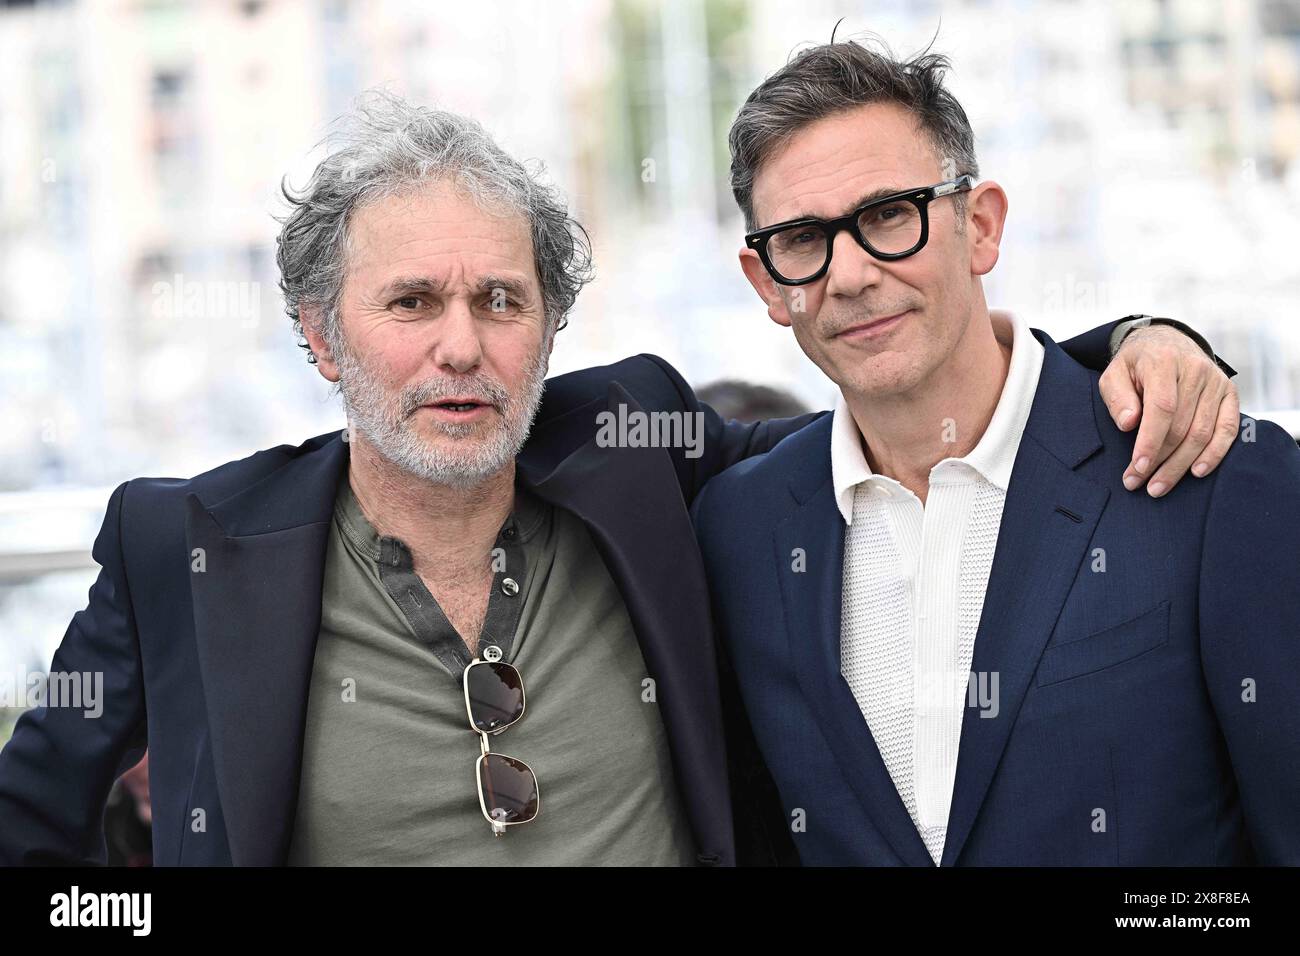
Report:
694,38,1299,865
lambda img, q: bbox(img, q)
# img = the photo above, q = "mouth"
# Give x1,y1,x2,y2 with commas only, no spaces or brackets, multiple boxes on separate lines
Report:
419,398,496,421
835,310,912,341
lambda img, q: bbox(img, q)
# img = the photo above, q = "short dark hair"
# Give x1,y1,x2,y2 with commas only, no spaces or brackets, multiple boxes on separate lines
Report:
728,35,979,231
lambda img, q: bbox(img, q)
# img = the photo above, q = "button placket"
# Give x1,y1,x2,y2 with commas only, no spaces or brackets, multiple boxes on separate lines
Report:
479,520,527,662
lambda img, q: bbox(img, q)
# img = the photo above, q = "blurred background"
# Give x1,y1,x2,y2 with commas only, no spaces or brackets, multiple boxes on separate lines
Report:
2,0,1299,745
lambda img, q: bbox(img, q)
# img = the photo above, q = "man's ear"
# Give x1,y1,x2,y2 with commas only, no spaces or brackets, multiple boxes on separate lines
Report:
967,181,1008,277
739,247,794,328
299,304,341,382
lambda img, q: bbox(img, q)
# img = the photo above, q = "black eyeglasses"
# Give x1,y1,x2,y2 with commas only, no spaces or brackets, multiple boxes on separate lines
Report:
745,175,975,286
463,655,540,836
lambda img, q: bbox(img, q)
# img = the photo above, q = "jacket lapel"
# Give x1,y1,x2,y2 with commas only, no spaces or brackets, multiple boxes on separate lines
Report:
939,332,1110,866
517,382,734,862
185,432,348,866
773,420,936,866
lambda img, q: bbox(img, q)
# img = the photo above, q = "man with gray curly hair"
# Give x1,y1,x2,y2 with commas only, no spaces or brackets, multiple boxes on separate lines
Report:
278,97,582,489
278,95,590,492
0,84,1236,868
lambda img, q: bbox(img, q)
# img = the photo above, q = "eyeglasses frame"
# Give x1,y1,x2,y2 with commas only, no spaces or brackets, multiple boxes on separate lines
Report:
744,174,977,286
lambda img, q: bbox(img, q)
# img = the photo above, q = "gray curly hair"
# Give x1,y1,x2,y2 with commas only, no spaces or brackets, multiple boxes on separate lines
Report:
276,90,594,358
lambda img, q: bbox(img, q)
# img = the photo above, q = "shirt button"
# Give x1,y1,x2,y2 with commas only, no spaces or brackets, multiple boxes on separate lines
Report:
503,527,517,540
501,577,520,596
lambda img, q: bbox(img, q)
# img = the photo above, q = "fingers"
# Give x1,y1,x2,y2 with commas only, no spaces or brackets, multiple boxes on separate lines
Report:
1145,375,1228,495
1099,361,1140,432
1191,379,1240,478
1111,323,1236,493
1122,357,1180,490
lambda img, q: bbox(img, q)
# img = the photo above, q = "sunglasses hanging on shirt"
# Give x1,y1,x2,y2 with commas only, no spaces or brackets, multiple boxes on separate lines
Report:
463,648,540,836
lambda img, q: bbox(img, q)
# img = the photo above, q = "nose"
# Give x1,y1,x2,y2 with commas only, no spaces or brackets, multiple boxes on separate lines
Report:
824,227,884,299
431,297,484,374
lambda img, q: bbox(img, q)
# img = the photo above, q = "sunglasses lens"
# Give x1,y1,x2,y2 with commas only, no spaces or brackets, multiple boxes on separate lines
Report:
478,753,539,825
466,661,524,733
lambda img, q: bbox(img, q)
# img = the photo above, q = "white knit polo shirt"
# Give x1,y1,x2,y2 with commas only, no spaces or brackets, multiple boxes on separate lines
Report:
830,310,1045,864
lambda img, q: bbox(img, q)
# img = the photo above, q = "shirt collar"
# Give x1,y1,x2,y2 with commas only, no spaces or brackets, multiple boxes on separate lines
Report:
333,448,547,561
960,309,1045,493
830,389,877,526
830,309,1046,525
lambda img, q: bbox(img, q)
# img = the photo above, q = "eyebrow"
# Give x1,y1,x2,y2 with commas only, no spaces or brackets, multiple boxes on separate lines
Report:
373,273,534,301
786,184,909,224
374,275,444,301
475,274,533,300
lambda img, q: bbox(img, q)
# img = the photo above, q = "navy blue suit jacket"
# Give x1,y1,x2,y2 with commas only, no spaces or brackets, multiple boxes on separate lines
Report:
693,329,1300,866
0,321,1151,866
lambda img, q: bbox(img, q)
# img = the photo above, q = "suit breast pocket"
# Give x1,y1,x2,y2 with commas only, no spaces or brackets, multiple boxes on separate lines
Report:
1036,601,1170,687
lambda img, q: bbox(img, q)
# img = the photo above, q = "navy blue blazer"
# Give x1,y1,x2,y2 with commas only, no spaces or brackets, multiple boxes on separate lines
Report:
692,329,1300,866
0,322,1143,866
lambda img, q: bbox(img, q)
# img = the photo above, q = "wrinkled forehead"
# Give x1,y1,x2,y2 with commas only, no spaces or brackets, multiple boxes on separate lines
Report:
345,179,537,286
751,103,946,227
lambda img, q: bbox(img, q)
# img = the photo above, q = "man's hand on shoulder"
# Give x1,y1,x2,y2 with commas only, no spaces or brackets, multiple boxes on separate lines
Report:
1098,323,1239,497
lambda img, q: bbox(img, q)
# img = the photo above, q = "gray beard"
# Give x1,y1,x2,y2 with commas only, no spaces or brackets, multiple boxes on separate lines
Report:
332,334,550,490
